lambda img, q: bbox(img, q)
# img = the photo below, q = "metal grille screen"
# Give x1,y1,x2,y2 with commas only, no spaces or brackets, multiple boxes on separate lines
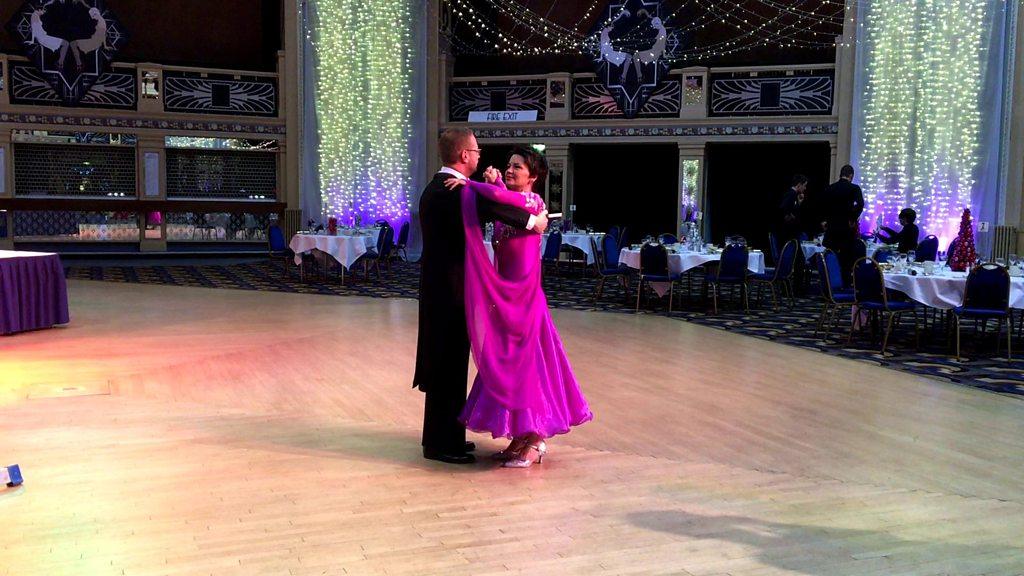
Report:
13,143,136,197
166,149,276,200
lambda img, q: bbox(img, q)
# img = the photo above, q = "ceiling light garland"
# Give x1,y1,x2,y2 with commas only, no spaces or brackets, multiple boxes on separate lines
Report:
444,0,846,59
309,0,414,226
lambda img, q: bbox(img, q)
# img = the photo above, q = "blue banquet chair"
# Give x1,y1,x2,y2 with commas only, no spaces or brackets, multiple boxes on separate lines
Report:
952,263,1012,361
635,243,682,314
706,243,750,314
915,235,939,262
814,249,856,340
607,225,621,247
267,223,300,280
750,239,797,311
849,257,919,354
394,221,410,261
542,230,563,277
591,235,631,304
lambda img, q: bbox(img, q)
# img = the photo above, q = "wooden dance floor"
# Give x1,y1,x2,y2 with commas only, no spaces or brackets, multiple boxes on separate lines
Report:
2,280,1023,575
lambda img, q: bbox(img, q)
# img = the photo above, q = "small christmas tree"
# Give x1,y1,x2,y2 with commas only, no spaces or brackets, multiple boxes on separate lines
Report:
948,208,977,272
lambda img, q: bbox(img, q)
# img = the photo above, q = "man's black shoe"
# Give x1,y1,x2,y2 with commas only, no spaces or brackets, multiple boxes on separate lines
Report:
465,441,476,452
423,449,476,464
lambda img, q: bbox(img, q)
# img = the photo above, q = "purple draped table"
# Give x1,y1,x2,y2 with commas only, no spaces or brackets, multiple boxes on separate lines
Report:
0,250,70,335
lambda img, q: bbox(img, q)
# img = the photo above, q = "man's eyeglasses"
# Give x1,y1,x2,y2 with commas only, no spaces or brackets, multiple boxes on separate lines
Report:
464,148,482,154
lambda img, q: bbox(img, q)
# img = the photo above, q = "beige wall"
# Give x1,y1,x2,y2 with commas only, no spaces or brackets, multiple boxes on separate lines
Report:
1005,1,1024,252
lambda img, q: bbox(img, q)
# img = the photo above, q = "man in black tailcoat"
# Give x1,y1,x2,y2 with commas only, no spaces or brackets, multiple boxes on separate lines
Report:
821,165,864,285
413,128,548,464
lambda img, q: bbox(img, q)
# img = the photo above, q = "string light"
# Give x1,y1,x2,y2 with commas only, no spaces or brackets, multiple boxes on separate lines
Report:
858,0,986,246
443,0,844,59
309,0,413,226
680,159,700,218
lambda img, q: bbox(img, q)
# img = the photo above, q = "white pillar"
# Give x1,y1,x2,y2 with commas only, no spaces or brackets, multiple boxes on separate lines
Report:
833,0,858,180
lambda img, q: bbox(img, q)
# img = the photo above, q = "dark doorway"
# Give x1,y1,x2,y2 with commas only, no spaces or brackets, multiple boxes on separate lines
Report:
705,142,832,251
475,145,514,184
474,144,550,195
572,144,678,242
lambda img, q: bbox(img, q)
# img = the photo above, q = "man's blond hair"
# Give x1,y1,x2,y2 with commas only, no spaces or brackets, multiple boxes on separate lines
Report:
439,128,475,165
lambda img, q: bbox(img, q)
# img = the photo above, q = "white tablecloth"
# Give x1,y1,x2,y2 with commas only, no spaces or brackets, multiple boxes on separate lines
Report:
290,233,377,269
884,270,1024,310
619,247,765,276
800,242,888,263
801,243,825,262
0,250,58,259
541,233,605,264
619,247,765,296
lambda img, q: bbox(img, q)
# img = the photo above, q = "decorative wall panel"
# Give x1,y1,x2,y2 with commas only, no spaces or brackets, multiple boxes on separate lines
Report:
449,80,546,122
709,70,834,117
163,72,278,117
572,77,680,119
8,62,136,110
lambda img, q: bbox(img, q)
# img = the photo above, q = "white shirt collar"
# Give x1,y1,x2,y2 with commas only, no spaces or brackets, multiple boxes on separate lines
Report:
438,166,468,180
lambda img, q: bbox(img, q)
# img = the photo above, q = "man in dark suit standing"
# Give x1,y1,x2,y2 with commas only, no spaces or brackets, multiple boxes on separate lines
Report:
821,165,864,284
778,174,808,242
413,128,548,464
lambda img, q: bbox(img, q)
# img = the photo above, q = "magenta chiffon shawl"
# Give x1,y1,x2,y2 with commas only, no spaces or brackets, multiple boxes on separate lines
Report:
460,179,546,410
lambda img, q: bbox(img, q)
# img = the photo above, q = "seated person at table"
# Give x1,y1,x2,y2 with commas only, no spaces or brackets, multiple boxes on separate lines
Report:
878,208,919,253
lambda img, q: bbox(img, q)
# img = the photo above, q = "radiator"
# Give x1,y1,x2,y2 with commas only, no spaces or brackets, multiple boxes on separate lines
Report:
283,208,303,240
992,225,1018,260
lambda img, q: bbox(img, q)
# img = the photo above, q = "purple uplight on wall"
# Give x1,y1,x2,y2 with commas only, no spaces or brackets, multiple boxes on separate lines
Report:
859,183,970,253
321,177,411,231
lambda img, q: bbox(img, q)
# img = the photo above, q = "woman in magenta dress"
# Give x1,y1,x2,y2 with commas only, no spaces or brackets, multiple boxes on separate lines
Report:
447,147,592,468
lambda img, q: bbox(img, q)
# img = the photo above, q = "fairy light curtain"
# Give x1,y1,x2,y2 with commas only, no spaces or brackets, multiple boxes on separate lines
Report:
850,0,1015,247
301,0,427,227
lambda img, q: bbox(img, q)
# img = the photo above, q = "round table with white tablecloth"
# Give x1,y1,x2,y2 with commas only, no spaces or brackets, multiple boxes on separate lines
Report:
801,242,825,262
619,246,765,276
883,269,1024,310
289,231,378,269
801,241,887,263
541,232,605,264
619,246,766,296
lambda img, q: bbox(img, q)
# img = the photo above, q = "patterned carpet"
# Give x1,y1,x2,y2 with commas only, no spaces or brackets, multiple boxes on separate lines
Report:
64,258,1024,398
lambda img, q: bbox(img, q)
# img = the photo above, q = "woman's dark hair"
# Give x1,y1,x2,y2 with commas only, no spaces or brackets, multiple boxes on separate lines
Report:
508,146,549,192
792,174,808,187
899,208,917,223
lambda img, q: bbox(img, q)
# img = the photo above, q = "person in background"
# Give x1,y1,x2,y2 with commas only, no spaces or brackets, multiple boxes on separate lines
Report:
779,174,808,242
821,165,864,285
878,208,920,254
821,165,864,250
778,174,809,292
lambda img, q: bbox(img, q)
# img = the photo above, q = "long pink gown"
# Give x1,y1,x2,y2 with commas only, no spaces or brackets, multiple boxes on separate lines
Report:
458,179,593,439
